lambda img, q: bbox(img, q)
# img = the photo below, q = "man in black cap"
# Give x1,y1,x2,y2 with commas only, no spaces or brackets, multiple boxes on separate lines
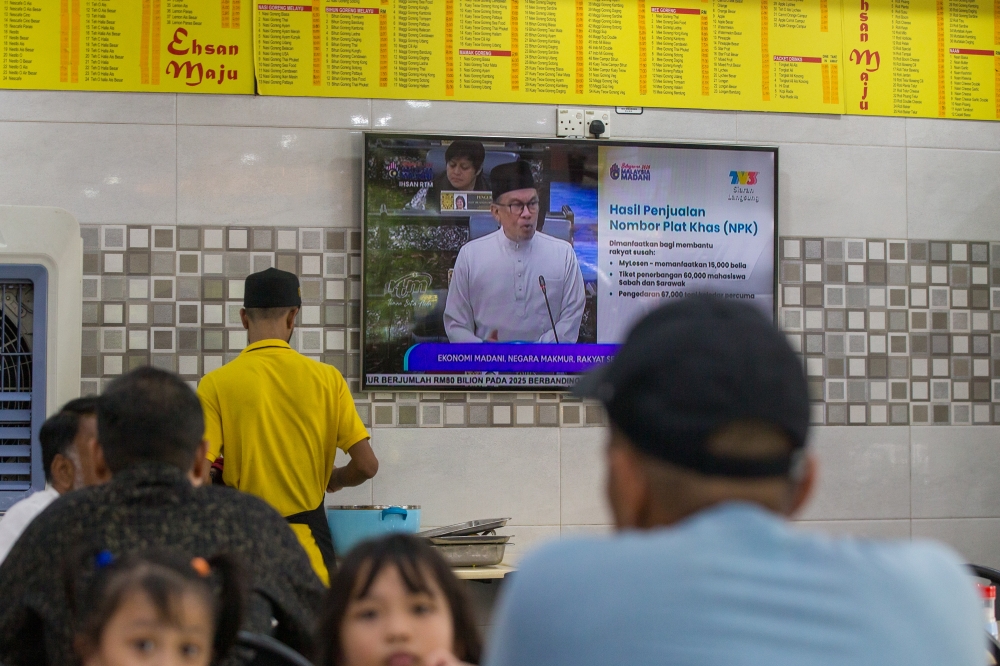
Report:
485,296,982,666
197,267,378,585
443,160,585,343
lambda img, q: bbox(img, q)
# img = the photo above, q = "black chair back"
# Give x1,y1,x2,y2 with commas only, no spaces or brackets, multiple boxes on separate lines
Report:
233,631,313,666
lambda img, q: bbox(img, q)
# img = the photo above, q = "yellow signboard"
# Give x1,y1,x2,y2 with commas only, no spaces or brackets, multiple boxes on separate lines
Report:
3,0,997,120
1,0,254,93
253,0,845,113
842,0,1000,119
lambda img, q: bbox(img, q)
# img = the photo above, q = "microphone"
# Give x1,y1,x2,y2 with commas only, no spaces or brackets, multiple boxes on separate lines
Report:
539,276,560,343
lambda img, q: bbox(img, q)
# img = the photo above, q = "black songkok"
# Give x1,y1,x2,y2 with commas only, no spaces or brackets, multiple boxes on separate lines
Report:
244,267,302,308
491,161,536,201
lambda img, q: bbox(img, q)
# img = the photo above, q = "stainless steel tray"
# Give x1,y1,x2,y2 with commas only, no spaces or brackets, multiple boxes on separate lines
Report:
432,542,510,567
429,535,511,545
418,517,510,539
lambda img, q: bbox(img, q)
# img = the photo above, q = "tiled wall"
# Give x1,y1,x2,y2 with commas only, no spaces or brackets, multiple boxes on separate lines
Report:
79,222,607,428
780,237,1000,426
4,90,1000,568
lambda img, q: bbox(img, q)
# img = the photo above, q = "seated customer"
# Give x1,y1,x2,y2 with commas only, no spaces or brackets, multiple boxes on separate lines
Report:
0,397,100,565
486,296,983,666
0,367,325,666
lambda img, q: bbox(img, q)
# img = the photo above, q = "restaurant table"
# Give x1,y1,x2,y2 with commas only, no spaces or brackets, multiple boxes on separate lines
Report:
453,564,516,580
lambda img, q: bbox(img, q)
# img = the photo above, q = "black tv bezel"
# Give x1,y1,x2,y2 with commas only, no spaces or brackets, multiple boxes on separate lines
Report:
360,132,779,393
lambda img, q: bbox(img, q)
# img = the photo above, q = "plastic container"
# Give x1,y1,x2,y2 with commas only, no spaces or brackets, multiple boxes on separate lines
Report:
980,584,998,640
327,505,421,556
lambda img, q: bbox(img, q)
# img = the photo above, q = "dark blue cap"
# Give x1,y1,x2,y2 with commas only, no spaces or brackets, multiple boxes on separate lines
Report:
573,295,809,478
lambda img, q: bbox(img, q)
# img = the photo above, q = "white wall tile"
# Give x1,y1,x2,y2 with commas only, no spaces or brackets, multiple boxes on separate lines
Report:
912,426,1000,518
560,427,613,525
0,90,175,124
738,112,906,147
796,426,911,520
177,126,361,227
906,118,1000,151
613,107,737,142
912,518,1000,569
778,144,907,238
793,519,911,540
907,148,1000,241
0,122,176,225
370,427,560,526
371,100,555,136
561,524,614,537
178,95,370,129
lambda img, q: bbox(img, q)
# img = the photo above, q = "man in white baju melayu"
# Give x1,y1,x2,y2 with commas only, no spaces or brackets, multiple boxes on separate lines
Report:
444,161,586,343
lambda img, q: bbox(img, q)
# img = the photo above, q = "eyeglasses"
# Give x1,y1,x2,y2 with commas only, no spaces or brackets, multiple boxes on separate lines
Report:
495,198,540,215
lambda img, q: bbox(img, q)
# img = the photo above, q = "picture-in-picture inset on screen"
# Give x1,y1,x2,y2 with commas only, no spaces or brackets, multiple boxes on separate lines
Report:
362,134,777,391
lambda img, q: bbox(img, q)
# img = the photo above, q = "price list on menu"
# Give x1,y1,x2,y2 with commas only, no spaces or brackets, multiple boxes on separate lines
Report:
842,0,999,119
254,0,843,112
2,0,253,92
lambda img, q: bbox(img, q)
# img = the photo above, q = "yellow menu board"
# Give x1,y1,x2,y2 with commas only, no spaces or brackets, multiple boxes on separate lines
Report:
842,0,999,118
1,0,254,93
254,0,845,113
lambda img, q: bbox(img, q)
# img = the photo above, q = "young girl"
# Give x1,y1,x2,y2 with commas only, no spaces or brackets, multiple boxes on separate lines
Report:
315,534,482,666
70,551,246,666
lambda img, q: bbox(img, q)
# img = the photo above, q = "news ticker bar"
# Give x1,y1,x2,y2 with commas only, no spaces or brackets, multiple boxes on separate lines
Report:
403,343,620,373
366,374,584,388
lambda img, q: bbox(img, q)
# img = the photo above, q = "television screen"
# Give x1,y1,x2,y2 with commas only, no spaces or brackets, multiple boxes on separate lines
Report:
362,133,777,391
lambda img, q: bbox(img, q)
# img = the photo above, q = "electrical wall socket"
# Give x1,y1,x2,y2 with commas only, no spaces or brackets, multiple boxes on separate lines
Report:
557,107,585,137
584,108,612,138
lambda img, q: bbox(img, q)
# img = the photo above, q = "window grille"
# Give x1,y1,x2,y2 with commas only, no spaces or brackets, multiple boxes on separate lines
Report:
0,267,47,510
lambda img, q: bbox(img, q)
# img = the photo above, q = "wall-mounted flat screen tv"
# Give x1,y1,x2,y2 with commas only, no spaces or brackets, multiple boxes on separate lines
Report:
362,133,777,391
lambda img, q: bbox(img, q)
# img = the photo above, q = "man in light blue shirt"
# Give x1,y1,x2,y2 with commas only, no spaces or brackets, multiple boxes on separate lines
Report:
486,296,983,666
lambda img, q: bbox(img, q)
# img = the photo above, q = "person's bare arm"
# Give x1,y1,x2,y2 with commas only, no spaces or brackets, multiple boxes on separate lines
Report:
327,438,378,493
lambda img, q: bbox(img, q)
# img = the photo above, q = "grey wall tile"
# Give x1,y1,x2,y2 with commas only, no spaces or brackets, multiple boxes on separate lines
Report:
738,112,906,147
0,90,176,124
370,427,560,526
560,427,613,525
906,118,1000,151
614,107,737,142
912,426,1000,518
907,148,1000,241
797,426,911,520
912,518,1000,568
0,122,176,225
372,100,555,136
178,126,361,227
178,96,370,129
778,144,907,238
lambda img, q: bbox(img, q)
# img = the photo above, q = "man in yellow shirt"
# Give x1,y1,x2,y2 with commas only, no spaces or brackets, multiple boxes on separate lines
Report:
198,267,378,585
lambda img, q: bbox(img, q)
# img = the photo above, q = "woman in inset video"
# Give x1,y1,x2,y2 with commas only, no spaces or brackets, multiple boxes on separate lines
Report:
409,140,491,210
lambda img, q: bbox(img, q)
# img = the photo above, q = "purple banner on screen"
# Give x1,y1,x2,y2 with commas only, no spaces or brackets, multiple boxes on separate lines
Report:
404,343,620,373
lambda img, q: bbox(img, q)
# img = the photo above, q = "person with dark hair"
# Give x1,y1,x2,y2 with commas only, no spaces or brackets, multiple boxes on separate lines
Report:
485,296,983,666
315,534,481,666
444,161,585,343
0,367,325,666
0,396,101,565
71,551,246,666
411,140,491,211
198,267,378,586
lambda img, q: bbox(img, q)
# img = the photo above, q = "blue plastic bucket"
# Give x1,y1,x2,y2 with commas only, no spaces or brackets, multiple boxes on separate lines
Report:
327,505,422,556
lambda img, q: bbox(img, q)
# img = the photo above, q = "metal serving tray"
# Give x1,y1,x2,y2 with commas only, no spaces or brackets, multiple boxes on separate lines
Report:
418,517,511,539
431,542,510,567
428,535,511,545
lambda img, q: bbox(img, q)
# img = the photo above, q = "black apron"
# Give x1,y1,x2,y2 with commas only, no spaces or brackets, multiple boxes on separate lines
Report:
285,501,337,578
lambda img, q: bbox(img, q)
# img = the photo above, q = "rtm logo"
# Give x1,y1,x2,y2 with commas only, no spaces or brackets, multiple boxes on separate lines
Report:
729,171,758,185
850,47,881,111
